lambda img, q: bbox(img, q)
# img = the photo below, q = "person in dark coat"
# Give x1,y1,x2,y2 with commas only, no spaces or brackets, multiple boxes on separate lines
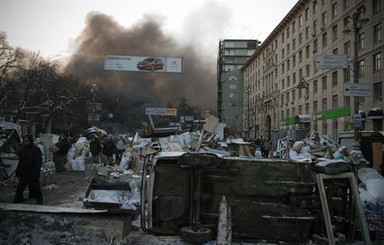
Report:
102,136,116,166
52,136,71,172
89,136,102,164
13,134,43,204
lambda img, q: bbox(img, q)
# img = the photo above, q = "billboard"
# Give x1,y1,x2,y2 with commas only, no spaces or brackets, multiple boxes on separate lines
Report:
104,55,182,73
145,107,177,116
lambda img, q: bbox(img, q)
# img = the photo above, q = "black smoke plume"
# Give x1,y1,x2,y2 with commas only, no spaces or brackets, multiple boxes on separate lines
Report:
65,12,216,133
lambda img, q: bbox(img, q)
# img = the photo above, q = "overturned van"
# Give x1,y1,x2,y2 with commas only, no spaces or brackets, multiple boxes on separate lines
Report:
140,152,371,243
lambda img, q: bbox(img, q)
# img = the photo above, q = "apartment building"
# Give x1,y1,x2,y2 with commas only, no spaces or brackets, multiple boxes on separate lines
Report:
217,39,260,134
242,0,384,141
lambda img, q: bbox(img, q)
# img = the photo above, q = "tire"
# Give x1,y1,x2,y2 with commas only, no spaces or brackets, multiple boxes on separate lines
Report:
180,226,214,243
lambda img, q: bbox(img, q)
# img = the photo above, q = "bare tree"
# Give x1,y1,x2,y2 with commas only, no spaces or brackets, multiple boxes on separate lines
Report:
0,32,23,106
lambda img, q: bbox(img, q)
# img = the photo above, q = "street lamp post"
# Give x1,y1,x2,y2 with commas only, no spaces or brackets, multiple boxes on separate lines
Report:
344,9,369,152
90,82,98,126
245,86,251,140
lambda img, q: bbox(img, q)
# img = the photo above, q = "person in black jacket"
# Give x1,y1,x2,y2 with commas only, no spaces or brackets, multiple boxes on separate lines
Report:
52,136,71,172
102,136,116,166
13,134,43,204
89,136,102,164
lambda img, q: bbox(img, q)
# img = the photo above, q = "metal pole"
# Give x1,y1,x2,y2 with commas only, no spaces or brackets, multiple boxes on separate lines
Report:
93,94,96,126
352,12,360,151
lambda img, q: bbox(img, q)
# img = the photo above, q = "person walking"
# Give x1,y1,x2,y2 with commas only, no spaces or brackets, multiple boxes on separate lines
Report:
115,136,126,165
13,134,43,204
263,140,272,158
51,136,71,172
102,136,116,166
89,136,102,164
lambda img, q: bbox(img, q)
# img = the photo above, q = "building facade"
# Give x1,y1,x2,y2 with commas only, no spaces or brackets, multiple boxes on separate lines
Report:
242,0,384,142
217,39,260,135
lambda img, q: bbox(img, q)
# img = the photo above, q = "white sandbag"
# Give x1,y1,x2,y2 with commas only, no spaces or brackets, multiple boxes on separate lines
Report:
70,155,86,171
359,186,377,204
120,152,132,169
300,145,311,154
358,167,383,183
365,178,384,202
289,150,298,160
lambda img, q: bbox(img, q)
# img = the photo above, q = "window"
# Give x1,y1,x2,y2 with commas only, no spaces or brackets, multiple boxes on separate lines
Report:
305,27,310,40
299,15,303,27
313,0,318,13
374,23,382,43
313,19,318,34
313,100,318,113
305,103,309,114
299,50,303,63
313,39,318,53
358,32,366,50
344,41,351,56
332,119,338,139
358,60,365,77
374,52,382,72
292,90,296,101
332,25,338,41
287,27,290,38
333,48,338,54
332,95,338,108
343,0,350,9
332,71,338,87
305,45,310,58
287,59,290,70
322,98,327,111
344,96,350,107
322,32,328,47
305,8,310,20
322,76,327,90
292,21,296,33
299,105,303,114
373,82,382,100
299,33,303,45
282,63,285,74
373,0,382,14
282,48,285,59
293,55,296,67
306,64,310,77
292,72,296,84
343,67,351,83
322,12,327,26
322,121,327,135
313,80,318,94
287,43,290,54
292,39,296,50
282,32,285,44
332,3,337,18
287,75,290,87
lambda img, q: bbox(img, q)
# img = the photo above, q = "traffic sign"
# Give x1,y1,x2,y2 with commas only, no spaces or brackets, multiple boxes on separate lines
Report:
352,113,362,128
343,83,371,97
315,54,348,69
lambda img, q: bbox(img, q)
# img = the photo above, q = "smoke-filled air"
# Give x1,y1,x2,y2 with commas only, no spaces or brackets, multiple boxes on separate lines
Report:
65,12,217,117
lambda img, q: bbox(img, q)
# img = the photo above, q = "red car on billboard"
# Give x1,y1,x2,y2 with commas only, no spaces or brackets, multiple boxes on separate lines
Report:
137,57,164,71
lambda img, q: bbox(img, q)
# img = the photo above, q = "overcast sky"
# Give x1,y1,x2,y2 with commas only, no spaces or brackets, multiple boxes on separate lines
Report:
0,0,298,59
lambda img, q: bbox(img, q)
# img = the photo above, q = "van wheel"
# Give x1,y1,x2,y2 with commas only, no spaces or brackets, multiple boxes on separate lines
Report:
180,226,213,243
